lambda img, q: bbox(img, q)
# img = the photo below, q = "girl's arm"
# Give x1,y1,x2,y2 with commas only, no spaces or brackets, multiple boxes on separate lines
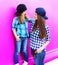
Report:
36,41,50,53
25,14,35,23
12,29,20,42
12,17,20,41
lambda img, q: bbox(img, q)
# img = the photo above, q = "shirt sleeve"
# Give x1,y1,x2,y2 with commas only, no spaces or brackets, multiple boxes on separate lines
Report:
29,18,35,23
45,25,50,41
12,17,17,30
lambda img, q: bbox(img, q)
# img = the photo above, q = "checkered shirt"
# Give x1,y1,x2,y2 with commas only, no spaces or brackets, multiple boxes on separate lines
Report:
30,19,50,50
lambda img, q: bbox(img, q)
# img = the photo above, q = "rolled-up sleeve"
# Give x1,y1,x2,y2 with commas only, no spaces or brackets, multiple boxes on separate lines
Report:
12,17,17,30
46,25,50,41
29,18,35,23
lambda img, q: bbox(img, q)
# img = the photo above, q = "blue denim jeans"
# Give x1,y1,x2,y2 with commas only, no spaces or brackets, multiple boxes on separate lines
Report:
31,49,46,65
14,37,28,64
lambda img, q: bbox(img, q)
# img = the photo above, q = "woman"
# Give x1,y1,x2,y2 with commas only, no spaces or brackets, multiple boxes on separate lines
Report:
30,8,50,65
12,4,29,65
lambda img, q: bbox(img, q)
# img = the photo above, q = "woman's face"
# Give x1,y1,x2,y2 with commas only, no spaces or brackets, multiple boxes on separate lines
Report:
21,11,26,18
34,12,37,20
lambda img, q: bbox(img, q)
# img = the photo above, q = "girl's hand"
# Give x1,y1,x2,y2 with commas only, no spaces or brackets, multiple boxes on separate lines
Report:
16,36,20,41
25,14,30,21
36,47,43,53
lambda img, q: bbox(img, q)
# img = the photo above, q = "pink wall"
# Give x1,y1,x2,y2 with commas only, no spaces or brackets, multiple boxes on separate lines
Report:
0,0,58,65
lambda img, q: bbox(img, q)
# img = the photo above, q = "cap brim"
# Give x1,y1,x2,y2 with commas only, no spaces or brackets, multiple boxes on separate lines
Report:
43,16,48,20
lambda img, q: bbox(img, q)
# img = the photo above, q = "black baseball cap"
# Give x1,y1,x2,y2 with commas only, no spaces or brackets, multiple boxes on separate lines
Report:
15,4,27,16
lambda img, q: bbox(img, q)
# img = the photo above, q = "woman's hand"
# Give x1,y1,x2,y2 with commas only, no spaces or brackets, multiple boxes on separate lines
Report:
25,14,30,21
36,47,43,53
37,41,50,53
16,36,20,42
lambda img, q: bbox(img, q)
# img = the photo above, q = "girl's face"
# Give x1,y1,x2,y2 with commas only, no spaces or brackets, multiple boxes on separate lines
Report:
34,12,38,20
21,11,26,18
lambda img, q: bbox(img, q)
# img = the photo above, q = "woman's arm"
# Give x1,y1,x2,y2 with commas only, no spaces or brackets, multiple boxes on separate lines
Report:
12,17,20,41
12,30,20,41
25,14,35,23
36,41,50,53
41,41,50,50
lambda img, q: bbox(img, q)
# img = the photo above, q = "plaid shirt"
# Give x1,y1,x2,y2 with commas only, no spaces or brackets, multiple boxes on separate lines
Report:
12,17,29,37
30,19,50,50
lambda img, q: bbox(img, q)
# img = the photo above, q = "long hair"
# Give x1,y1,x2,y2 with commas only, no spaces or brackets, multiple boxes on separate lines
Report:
32,15,46,39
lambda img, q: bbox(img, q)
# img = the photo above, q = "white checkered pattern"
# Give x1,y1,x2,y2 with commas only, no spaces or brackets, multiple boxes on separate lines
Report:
30,21,50,50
